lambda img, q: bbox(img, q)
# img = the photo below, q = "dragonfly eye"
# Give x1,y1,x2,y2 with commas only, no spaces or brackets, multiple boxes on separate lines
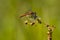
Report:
30,12,37,19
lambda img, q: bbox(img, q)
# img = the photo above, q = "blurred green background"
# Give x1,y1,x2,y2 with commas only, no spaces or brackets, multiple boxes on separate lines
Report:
0,0,60,40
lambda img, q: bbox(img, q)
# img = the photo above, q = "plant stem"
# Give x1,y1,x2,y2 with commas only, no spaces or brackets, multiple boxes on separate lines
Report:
47,28,52,40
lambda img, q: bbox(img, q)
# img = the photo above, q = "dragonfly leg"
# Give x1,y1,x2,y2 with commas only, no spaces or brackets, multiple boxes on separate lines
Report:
24,20,28,24
37,18,42,24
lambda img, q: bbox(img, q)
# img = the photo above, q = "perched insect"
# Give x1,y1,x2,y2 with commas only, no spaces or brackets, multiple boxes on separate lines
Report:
20,10,42,26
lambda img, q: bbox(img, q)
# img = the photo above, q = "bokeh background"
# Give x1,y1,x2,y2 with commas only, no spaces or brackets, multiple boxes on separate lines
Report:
0,0,60,40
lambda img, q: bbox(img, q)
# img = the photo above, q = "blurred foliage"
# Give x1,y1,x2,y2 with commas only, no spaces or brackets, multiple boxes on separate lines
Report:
0,0,60,40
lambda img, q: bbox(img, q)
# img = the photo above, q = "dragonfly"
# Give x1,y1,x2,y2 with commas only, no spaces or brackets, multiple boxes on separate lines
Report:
20,11,42,26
